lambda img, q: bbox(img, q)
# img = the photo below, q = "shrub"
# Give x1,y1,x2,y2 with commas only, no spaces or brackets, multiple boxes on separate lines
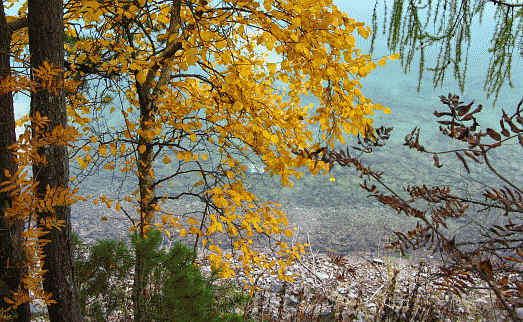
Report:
73,230,250,321
73,232,133,320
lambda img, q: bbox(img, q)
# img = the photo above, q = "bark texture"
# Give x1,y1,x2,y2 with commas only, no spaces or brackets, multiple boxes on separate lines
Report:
133,102,157,322
0,1,31,320
131,3,182,320
27,0,83,320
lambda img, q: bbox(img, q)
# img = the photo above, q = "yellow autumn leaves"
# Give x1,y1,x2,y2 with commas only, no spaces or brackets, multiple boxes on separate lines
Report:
378,53,401,66
55,0,401,282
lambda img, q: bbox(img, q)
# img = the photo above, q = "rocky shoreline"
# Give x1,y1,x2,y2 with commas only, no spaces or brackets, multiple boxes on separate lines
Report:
30,244,518,321
63,198,519,321
196,248,512,321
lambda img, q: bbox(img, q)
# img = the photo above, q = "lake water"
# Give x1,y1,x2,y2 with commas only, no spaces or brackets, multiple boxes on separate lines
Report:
11,1,522,254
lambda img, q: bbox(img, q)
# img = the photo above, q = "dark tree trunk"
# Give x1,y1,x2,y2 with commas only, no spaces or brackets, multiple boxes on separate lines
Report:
133,97,157,322
0,2,31,321
27,1,83,321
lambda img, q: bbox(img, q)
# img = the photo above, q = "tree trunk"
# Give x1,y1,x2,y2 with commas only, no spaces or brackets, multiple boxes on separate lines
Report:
131,3,181,319
27,1,83,321
0,2,31,321
133,101,156,322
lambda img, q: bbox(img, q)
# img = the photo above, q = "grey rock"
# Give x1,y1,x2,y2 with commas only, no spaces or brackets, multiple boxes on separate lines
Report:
316,272,329,280
516,307,523,320
348,291,358,299
30,303,47,315
286,295,299,307
338,287,349,294
318,309,333,319
270,281,284,293
270,298,280,307
372,258,384,265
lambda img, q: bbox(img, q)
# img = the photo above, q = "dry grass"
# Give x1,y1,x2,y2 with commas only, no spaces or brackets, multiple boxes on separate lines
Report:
204,244,509,322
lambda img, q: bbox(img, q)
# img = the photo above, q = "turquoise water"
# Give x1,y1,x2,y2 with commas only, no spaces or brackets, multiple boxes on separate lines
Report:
10,2,522,252
249,1,522,253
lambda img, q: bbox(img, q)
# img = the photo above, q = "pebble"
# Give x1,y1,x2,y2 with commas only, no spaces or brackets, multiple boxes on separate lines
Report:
286,295,299,307
196,249,509,320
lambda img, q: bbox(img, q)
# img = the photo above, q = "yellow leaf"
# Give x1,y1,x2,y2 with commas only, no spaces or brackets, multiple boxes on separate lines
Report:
330,177,335,182
98,144,107,157
155,14,169,26
187,217,199,225
200,31,214,42
179,228,187,237
389,53,400,60
2,296,14,304
104,162,115,170
357,26,370,39
101,216,108,222
138,145,146,154
185,48,198,66
201,154,208,161
263,0,272,11
110,144,117,156
267,63,277,74
136,70,146,84
78,157,88,170
163,154,171,164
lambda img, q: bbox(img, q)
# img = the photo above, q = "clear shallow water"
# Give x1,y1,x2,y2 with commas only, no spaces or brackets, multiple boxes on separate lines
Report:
10,1,522,253
247,1,522,253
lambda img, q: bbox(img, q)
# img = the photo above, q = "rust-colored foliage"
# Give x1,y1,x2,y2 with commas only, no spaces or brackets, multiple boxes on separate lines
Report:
295,93,522,320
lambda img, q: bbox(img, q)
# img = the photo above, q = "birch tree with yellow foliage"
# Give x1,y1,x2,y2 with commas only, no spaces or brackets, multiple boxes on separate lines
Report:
65,0,398,318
